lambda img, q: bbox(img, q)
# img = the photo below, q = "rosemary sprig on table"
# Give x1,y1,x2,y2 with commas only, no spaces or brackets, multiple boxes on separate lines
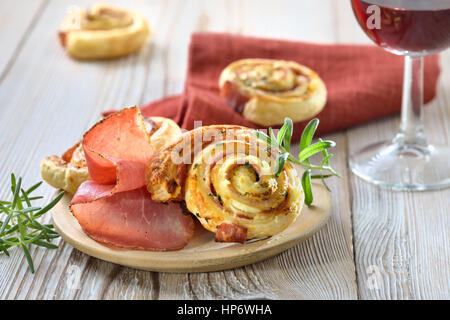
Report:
253,118,340,206
0,174,64,273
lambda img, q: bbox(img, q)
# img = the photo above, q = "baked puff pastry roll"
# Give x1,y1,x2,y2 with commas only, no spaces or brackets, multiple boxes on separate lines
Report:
146,125,304,243
41,142,90,194
59,4,150,59
219,59,327,126
41,116,181,194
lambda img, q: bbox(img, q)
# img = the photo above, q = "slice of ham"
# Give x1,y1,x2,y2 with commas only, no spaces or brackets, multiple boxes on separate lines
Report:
71,185,194,250
215,223,247,243
70,107,194,251
83,107,154,188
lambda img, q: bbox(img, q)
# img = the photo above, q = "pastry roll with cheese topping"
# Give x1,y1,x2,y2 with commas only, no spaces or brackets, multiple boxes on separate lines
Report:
146,125,304,242
41,116,181,194
219,59,327,126
59,4,150,59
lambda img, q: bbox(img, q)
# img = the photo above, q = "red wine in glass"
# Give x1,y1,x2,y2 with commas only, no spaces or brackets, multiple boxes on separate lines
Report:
349,0,450,190
351,0,450,55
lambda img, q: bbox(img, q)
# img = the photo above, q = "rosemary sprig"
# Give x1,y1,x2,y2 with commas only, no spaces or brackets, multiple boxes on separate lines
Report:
0,173,64,273
253,118,340,206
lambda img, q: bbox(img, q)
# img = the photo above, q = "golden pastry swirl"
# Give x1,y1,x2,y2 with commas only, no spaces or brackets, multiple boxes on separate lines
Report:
41,116,181,194
219,58,327,126
59,4,150,59
146,125,304,242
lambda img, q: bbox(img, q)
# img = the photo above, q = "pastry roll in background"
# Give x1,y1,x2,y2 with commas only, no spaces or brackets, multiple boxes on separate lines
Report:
59,4,150,59
219,58,327,126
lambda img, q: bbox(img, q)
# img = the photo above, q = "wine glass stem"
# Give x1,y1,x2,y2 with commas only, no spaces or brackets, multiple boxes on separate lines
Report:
394,55,427,146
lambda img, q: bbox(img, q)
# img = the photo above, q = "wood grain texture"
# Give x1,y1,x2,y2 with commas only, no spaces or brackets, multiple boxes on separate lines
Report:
0,0,47,80
336,1,450,300
0,0,447,300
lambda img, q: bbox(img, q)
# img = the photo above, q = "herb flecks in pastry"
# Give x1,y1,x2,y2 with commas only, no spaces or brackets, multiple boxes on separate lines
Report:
220,59,327,126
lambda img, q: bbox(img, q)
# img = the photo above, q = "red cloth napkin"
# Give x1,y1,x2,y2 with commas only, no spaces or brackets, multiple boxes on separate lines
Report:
138,32,440,140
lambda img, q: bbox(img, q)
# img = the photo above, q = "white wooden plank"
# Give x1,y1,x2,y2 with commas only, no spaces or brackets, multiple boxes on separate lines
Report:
0,0,46,77
337,0,450,299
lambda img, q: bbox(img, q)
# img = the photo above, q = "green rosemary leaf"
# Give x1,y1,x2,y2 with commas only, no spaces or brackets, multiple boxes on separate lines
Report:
42,233,60,240
33,191,64,218
0,247,10,256
299,118,319,152
24,233,43,244
21,189,32,208
275,153,289,178
25,181,43,195
10,173,16,194
11,177,22,210
0,202,9,212
29,220,55,233
0,212,13,235
21,244,35,273
1,174,63,274
301,170,313,206
25,196,44,201
1,236,19,243
253,130,271,145
318,138,333,166
17,215,26,242
42,223,57,229
298,140,336,163
310,174,334,179
321,153,333,166
282,118,293,153
269,127,277,144
32,239,59,249
276,118,293,153
18,207,41,214
2,224,18,236
277,122,288,147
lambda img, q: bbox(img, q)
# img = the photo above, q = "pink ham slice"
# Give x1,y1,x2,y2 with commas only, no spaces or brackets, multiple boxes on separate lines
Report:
82,106,154,189
71,184,194,250
70,107,194,251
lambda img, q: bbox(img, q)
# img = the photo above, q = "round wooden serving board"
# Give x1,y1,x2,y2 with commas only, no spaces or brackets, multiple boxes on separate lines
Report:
52,173,331,273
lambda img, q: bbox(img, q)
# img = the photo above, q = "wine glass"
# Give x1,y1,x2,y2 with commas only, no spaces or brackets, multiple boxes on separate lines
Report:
349,0,450,190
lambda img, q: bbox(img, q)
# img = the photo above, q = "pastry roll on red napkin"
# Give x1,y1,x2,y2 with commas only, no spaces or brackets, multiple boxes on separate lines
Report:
139,32,440,140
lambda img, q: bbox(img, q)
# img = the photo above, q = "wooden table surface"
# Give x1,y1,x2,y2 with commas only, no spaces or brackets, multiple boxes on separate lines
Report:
0,0,449,300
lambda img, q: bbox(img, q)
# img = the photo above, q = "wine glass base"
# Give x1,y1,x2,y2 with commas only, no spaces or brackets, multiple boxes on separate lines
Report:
349,140,450,191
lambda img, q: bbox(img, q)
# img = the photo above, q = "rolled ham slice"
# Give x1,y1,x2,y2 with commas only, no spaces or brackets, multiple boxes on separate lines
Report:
82,107,154,188
70,107,194,251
